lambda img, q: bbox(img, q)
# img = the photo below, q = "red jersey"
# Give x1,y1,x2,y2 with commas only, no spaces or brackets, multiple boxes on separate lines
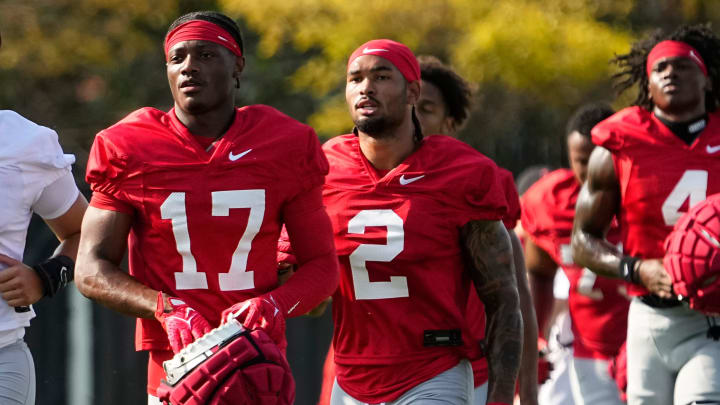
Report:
593,107,720,296
324,134,507,403
522,168,629,359
86,106,328,351
467,168,520,386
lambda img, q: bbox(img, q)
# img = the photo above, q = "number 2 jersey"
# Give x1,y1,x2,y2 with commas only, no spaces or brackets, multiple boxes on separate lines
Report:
521,168,628,359
85,105,329,351
322,134,508,403
592,106,720,297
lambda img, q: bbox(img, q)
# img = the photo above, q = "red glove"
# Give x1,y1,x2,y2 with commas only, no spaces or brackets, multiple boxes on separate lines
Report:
537,337,553,384
222,295,287,351
154,292,212,354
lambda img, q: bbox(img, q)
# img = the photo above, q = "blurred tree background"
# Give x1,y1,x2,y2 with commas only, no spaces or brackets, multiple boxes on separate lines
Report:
2,0,720,403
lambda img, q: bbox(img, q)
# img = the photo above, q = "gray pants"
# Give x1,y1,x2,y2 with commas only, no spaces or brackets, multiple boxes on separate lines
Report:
331,359,474,405
570,357,623,405
627,298,720,405
0,340,35,405
472,382,487,405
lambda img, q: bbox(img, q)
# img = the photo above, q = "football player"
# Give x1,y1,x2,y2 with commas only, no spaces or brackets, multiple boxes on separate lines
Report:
572,24,720,404
522,103,628,405
75,11,338,404
326,39,522,405
0,30,88,405
414,55,539,405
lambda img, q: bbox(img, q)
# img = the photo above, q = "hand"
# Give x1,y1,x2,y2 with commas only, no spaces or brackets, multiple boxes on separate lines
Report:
154,292,212,353
222,295,286,350
636,259,673,299
537,338,552,384
0,254,44,306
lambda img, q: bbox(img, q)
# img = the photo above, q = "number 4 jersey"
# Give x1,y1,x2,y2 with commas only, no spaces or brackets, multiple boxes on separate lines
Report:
322,134,508,403
592,106,720,296
86,106,328,351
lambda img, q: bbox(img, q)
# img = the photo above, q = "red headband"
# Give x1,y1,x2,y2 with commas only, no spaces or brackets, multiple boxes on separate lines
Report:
646,40,707,77
164,20,242,61
347,39,420,82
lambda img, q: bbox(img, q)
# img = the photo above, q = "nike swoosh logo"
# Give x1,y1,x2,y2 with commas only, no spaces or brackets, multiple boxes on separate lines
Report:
399,174,425,185
363,47,388,54
228,149,252,161
706,144,720,154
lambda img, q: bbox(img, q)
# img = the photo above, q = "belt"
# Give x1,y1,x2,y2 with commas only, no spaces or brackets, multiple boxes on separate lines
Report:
639,294,682,308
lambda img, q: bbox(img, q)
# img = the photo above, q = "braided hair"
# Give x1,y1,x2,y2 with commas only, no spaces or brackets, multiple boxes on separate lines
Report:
167,11,244,56
612,23,720,112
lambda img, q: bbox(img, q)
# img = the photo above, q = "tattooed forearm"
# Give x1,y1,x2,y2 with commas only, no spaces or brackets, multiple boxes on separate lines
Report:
461,220,523,404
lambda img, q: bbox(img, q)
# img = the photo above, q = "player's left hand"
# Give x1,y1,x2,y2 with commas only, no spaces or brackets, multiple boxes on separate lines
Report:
223,295,287,351
636,258,673,299
0,254,44,306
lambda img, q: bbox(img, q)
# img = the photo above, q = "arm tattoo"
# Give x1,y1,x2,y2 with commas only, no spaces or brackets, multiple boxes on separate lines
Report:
461,220,523,403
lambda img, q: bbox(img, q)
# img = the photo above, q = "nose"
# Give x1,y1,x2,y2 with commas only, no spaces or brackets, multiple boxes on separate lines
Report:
358,77,375,96
180,54,199,76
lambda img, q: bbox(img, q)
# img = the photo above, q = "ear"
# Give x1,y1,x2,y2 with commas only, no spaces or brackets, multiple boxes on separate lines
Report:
234,56,246,78
407,80,421,105
442,117,457,137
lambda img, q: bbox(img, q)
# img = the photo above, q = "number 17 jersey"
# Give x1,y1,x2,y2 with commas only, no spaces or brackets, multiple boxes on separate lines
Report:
322,134,507,403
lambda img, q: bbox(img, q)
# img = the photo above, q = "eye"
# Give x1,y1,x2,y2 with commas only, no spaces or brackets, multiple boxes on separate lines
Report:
168,54,184,64
377,75,389,80
348,76,362,83
200,51,214,59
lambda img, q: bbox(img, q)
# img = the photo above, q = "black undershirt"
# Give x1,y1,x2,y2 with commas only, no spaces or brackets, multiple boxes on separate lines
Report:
654,113,708,145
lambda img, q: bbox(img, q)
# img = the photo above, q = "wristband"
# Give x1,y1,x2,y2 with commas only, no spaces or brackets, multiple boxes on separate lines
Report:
487,403,511,405
619,256,641,284
32,255,74,297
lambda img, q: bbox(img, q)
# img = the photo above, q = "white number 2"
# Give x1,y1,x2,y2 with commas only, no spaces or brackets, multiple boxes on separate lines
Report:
662,170,708,226
348,210,408,300
160,190,265,291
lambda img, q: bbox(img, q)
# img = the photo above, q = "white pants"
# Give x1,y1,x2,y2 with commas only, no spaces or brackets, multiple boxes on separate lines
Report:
538,311,575,405
627,298,720,405
331,359,474,405
569,357,623,405
0,339,35,405
472,382,488,405
148,394,161,405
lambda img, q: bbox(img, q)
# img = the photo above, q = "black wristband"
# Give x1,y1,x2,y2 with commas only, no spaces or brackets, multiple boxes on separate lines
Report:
619,256,641,284
32,255,74,297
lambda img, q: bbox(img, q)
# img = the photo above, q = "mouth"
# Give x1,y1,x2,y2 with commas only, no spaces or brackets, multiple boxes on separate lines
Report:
662,82,680,93
180,79,204,93
355,98,379,115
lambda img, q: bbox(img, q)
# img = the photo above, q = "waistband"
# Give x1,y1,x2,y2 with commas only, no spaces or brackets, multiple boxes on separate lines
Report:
639,294,682,308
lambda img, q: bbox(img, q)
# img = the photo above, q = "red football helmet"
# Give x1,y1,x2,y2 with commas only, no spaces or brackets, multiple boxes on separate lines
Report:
157,320,295,405
663,193,720,315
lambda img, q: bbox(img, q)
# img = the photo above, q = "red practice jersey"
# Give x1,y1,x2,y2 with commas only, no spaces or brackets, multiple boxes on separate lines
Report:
522,168,629,359
593,107,720,296
323,134,507,403
86,106,328,351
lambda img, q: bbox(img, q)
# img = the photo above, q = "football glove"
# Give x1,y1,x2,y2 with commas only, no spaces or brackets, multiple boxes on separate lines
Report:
223,295,286,351
154,292,212,353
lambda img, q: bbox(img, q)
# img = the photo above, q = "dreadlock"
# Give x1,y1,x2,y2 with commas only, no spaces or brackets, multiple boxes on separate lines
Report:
167,11,244,56
612,23,720,112
417,55,475,129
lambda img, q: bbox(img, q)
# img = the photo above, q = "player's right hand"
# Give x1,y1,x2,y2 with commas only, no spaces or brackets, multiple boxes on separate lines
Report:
537,337,553,384
0,254,44,307
636,258,673,299
154,292,212,353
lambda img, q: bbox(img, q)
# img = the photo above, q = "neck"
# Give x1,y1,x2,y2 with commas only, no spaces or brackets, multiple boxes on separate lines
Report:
357,116,416,170
653,102,706,123
174,104,236,138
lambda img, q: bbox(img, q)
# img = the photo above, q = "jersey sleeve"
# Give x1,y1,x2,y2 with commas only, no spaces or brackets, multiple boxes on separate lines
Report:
32,170,80,219
85,131,130,201
460,161,508,224
500,170,521,230
520,183,556,259
294,127,329,193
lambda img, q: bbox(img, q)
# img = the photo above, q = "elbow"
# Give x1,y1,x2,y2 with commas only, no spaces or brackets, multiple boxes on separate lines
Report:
570,229,589,269
73,254,99,300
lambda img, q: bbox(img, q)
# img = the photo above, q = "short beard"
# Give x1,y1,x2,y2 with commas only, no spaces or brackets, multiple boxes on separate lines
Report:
355,114,404,139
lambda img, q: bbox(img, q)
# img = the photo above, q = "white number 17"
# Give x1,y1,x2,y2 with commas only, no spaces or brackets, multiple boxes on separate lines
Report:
160,190,265,291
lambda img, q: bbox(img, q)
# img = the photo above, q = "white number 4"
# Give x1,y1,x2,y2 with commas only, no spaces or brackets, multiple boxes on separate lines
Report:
662,170,707,226
160,190,265,291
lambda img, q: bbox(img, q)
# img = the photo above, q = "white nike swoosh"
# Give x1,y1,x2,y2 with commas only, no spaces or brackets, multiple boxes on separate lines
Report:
399,174,425,185
228,149,252,161
363,47,388,54
706,144,720,154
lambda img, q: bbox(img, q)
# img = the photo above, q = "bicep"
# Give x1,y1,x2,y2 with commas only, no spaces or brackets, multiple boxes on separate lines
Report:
574,146,620,236
460,219,517,298
78,206,132,266
44,194,88,241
